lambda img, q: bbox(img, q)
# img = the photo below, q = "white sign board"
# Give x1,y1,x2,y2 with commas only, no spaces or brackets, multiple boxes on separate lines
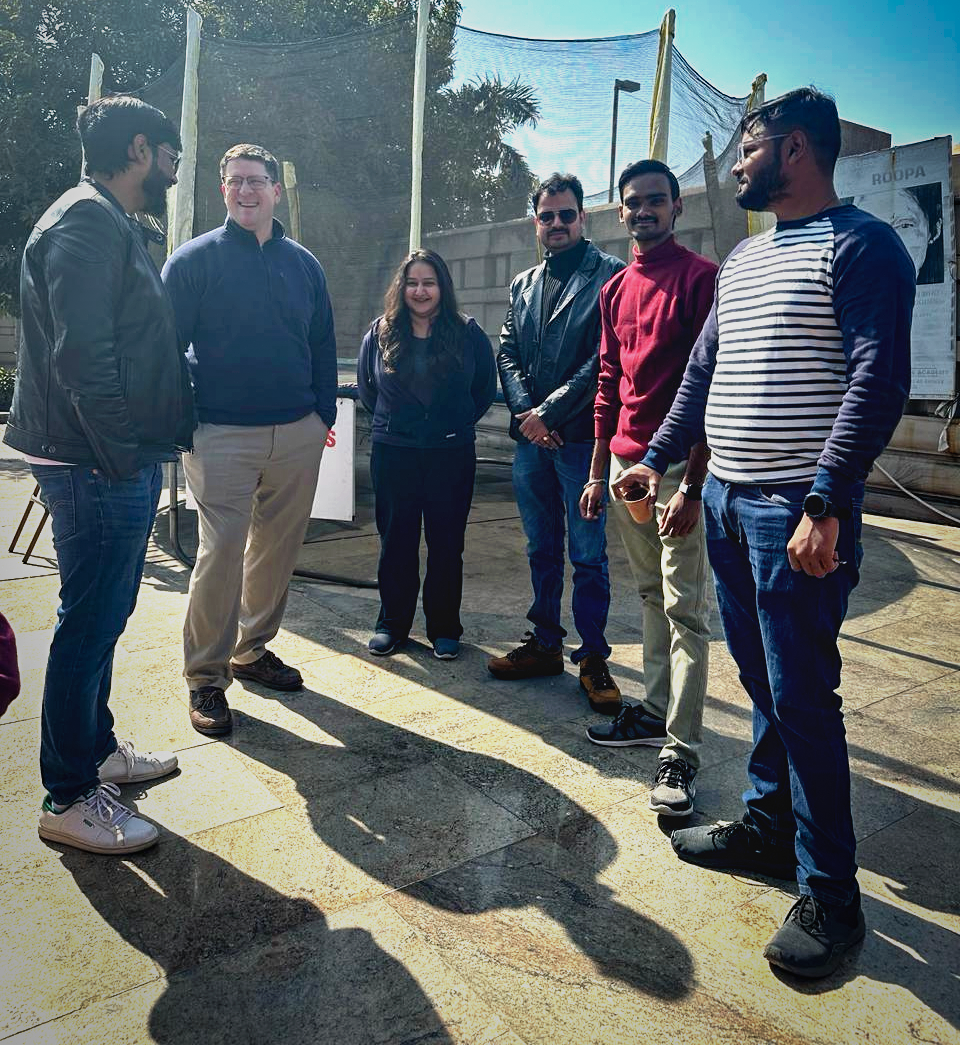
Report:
835,137,955,399
311,397,355,521
184,397,356,522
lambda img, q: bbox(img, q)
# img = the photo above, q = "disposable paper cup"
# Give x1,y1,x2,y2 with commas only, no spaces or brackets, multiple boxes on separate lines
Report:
622,486,652,524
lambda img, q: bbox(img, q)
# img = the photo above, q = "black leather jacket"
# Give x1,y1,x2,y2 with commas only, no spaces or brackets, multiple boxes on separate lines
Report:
4,179,194,481
497,240,625,442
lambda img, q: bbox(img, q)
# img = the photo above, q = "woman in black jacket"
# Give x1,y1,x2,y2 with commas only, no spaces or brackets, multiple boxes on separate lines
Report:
357,249,497,659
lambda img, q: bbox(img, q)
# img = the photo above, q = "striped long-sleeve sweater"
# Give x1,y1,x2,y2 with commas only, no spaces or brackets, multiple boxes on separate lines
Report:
643,205,916,508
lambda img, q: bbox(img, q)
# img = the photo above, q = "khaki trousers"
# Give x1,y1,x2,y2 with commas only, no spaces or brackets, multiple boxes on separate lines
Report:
182,412,327,692
609,455,711,768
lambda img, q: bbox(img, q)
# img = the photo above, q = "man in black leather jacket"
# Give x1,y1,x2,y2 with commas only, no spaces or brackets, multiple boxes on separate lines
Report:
489,173,626,713
3,96,193,856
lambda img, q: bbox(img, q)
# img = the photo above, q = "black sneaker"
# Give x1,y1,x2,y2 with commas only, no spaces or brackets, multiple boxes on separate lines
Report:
670,819,797,879
763,888,865,978
585,703,668,747
189,686,232,736
231,650,303,691
649,758,696,816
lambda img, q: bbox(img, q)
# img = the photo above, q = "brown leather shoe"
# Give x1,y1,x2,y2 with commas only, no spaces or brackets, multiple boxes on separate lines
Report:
189,686,232,735
487,632,564,680
231,650,303,691
578,654,621,714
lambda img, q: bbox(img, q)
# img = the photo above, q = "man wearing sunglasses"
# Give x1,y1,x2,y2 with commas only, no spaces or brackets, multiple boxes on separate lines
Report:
613,88,915,977
491,173,625,711
4,95,193,854
162,144,337,737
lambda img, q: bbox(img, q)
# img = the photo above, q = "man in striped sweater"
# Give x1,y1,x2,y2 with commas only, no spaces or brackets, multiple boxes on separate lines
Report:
614,88,915,978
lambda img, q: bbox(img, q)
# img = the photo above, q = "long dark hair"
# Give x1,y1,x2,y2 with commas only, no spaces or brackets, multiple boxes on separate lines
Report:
378,249,465,374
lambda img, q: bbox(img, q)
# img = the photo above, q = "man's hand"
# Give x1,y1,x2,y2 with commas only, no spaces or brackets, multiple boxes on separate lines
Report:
787,515,840,577
579,482,605,521
612,463,661,503
517,409,563,449
659,492,700,537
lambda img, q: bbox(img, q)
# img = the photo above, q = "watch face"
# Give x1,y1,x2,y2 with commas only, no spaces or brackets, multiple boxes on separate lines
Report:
804,493,828,518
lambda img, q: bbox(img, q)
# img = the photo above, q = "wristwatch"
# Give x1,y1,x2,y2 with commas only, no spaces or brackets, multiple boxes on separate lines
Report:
802,492,850,520
678,480,702,500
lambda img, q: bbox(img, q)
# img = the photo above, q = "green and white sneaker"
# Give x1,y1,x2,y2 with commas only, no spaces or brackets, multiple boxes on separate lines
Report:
39,783,159,854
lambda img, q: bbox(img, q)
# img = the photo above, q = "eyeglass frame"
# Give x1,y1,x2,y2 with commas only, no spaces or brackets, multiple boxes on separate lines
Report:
535,208,580,226
221,174,276,191
154,143,181,173
735,133,793,165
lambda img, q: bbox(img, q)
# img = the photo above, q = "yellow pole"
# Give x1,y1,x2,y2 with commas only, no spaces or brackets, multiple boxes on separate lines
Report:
745,74,774,237
648,9,675,162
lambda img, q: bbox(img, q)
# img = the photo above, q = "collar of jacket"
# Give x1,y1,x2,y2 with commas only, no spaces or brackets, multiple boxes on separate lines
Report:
223,216,286,243
524,240,602,325
83,177,166,245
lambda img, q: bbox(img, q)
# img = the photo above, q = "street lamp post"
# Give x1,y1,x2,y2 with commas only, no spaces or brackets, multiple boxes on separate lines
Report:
608,78,644,203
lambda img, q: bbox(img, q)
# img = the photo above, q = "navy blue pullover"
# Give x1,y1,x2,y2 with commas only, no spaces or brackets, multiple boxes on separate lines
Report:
161,218,337,428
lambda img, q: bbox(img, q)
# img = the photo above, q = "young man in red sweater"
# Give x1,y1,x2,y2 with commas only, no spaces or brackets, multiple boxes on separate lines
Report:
579,159,717,816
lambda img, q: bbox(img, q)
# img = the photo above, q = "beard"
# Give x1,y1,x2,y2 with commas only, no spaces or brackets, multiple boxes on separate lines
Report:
142,161,172,218
736,156,788,212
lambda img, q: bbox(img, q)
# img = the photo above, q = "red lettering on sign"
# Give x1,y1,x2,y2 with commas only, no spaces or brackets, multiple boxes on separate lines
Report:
325,428,337,448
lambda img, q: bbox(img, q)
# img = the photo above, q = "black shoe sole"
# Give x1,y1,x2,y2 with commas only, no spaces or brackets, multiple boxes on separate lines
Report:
672,845,797,880
487,664,564,680
230,665,303,691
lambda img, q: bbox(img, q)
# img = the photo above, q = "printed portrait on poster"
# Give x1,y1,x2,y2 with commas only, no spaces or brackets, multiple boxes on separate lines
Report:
850,182,944,285
836,137,955,399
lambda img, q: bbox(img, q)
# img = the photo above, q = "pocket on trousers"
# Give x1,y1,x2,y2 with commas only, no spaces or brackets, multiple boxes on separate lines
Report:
35,469,78,543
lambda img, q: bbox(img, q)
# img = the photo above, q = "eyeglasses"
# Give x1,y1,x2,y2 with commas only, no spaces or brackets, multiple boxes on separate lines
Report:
155,144,181,173
735,134,792,165
536,208,579,225
222,175,274,191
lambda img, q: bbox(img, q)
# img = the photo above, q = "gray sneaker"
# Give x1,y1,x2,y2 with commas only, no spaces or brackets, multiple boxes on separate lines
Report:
649,758,696,816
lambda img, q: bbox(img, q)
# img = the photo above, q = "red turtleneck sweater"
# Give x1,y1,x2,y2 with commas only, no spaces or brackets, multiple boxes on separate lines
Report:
594,236,718,461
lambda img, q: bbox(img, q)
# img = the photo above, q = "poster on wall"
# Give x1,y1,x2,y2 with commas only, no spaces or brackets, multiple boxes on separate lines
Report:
184,397,355,522
836,137,955,399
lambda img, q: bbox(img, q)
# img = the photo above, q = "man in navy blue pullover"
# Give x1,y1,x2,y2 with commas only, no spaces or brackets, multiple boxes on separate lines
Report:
162,143,337,736
614,88,915,978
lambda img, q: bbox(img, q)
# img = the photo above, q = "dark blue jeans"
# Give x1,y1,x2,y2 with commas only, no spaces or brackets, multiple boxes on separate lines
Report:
512,440,611,663
32,463,162,805
703,476,863,905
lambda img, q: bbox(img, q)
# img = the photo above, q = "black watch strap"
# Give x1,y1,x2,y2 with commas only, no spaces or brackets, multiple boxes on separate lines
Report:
678,480,702,500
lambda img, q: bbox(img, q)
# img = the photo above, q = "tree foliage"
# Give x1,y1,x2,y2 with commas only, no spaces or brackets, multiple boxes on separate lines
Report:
0,0,538,314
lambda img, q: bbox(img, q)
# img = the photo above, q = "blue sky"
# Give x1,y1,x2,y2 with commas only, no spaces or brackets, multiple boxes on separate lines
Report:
458,0,959,147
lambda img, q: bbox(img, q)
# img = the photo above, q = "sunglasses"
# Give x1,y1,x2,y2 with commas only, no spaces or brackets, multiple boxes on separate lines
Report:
536,208,579,225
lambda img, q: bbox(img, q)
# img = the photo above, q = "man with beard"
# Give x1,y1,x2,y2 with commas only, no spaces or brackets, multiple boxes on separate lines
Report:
490,173,625,710
4,96,194,854
613,88,915,977
162,145,337,736
580,160,716,818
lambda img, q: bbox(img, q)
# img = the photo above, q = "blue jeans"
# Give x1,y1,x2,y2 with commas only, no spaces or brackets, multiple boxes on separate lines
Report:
32,463,162,805
703,476,863,905
512,440,610,663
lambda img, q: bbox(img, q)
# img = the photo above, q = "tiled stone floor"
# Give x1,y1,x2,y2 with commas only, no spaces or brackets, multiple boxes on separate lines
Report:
1,451,958,1044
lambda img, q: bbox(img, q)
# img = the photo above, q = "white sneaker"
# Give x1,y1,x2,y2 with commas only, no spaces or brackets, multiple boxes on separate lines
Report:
98,738,178,784
38,783,159,854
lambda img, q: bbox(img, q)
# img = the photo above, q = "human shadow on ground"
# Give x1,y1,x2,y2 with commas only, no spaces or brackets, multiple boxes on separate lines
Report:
58,830,458,1045
225,689,695,1004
